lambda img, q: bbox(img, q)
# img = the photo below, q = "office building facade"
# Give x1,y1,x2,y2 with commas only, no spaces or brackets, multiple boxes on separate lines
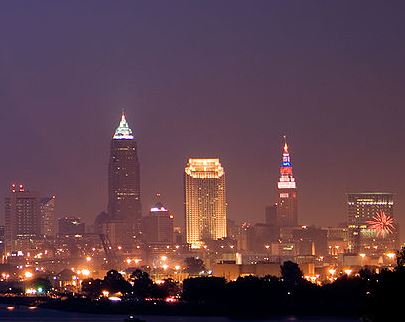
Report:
347,192,398,255
4,184,41,252
185,158,227,248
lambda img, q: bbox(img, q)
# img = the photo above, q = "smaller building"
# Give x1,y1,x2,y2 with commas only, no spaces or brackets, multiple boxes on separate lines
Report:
142,201,174,245
292,226,328,257
102,219,130,247
252,223,279,252
265,204,277,226
40,196,56,238
5,184,41,252
0,226,5,259
324,225,349,255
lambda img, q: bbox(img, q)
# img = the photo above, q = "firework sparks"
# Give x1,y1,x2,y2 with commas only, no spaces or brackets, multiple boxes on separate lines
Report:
366,211,395,237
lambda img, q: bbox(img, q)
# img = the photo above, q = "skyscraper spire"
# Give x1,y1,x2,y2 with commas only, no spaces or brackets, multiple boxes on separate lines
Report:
113,109,134,140
276,136,298,227
108,110,141,245
283,135,288,154
281,135,292,170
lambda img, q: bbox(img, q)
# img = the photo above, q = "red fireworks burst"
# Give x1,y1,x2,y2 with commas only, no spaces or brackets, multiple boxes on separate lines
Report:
366,211,395,237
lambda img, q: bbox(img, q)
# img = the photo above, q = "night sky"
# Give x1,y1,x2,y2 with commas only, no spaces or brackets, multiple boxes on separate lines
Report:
1,1,405,241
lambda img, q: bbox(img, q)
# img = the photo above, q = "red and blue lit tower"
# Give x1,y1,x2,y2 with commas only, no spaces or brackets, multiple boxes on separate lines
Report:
276,136,298,227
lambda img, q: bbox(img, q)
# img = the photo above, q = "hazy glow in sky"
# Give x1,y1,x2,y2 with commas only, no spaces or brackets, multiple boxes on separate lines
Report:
1,1,405,240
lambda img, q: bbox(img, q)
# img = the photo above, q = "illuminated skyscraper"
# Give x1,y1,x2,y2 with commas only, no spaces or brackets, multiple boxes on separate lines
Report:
108,111,141,237
185,158,227,248
276,137,298,227
347,192,398,255
4,184,41,252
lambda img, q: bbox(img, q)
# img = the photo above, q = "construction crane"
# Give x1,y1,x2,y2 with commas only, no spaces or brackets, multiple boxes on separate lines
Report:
98,233,119,268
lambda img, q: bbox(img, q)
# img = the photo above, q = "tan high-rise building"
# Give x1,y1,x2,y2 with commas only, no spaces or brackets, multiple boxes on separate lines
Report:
184,158,227,248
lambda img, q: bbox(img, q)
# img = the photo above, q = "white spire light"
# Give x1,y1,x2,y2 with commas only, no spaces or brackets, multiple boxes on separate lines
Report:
113,110,134,140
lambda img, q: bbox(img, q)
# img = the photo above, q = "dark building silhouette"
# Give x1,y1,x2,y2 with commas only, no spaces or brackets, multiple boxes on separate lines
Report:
40,196,56,238
0,225,5,257
252,223,279,252
108,112,141,240
265,204,277,226
142,200,174,244
291,226,328,257
58,217,85,237
237,223,255,251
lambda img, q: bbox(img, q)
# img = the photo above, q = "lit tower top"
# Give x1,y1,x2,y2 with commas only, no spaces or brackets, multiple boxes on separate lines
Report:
278,136,296,189
113,110,134,140
185,158,224,178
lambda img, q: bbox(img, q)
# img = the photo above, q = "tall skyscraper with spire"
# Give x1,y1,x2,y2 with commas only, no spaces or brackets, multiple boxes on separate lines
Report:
108,111,141,238
276,136,298,227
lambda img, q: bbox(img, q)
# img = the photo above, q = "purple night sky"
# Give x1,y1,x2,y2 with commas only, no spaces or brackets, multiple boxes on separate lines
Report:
1,1,405,241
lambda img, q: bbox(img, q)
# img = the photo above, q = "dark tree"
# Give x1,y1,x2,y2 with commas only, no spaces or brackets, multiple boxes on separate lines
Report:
358,267,375,280
28,277,52,294
103,270,131,294
280,260,303,287
151,278,180,299
184,257,206,275
81,278,104,298
130,269,153,298
182,277,226,303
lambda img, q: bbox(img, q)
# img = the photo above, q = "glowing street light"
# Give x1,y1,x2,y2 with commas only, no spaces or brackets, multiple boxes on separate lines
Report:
344,269,352,276
328,268,336,276
24,271,33,279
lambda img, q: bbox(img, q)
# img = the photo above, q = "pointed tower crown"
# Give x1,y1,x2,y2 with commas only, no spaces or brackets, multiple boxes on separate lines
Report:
278,135,296,189
281,135,292,167
283,135,289,154
113,110,134,140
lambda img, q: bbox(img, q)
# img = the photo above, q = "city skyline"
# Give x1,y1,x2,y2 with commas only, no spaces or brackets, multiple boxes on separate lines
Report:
1,110,403,242
0,3,404,319
1,1,405,242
